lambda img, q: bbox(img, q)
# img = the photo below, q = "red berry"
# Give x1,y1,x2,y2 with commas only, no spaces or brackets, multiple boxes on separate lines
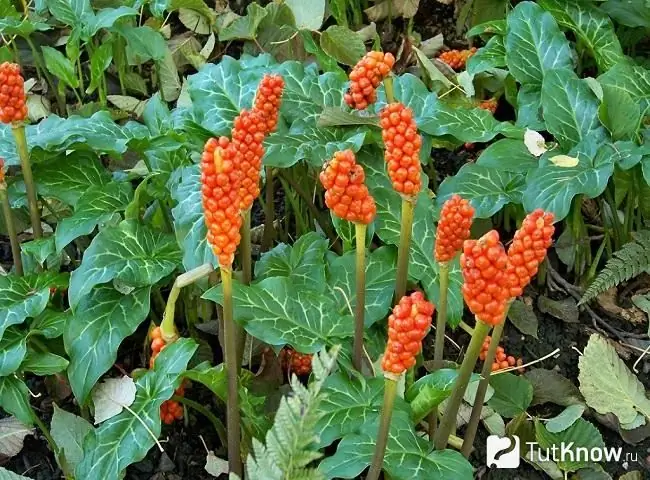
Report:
435,195,475,263
345,51,395,110
0,63,27,124
253,74,284,135
280,347,313,376
438,48,477,71
479,98,498,114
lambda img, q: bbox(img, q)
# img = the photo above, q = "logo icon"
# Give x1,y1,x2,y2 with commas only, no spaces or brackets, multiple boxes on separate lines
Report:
486,434,520,469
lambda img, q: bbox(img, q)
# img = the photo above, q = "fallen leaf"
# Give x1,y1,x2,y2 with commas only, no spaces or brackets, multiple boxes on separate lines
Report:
524,129,547,157
537,296,579,323
597,288,647,325
92,375,137,424
0,417,34,457
205,451,228,477
507,298,539,338
550,154,579,168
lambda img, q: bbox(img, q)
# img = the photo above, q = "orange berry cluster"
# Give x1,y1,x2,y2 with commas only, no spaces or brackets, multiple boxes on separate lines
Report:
438,48,477,70
382,291,435,375
231,110,267,212
380,103,422,197
506,209,555,298
319,150,376,225
480,336,524,373
344,51,395,110
201,136,243,267
279,347,313,376
461,231,510,326
161,383,186,425
0,62,27,124
149,326,167,369
479,98,497,114
253,74,284,135
435,195,475,263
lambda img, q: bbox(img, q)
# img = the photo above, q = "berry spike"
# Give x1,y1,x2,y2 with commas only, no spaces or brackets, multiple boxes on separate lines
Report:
478,98,498,114
201,136,243,267
379,102,422,198
231,109,267,211
435,194,475,263
438,48,477,71
506,209,555,298
344,51,395,110
461,230,510,326
253,74,285,135
381,291,435,376
0,62,27,124
319,149,376,225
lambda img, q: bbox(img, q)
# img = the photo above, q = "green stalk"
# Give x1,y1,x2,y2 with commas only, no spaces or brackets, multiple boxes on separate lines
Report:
353,222,367,372
222,266,242,476
0,186,23,275
367,377,399,480
395,198,415,301
261,166,275,251
384,75,395,103
461,320,504,457
12,124,41,238
76,55,85,97
434,319,491,450
428,261,449,440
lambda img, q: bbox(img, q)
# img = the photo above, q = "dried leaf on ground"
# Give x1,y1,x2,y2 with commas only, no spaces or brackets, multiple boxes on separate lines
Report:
92,375,137,424
0,417,33,457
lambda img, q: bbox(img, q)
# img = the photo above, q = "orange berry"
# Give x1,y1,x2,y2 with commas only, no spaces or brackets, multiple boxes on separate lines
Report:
507,356,516,366
150,326,162,340
280,347,313,376
435,195,475,262
345,51,395,110
438,48,477,71
252,74,284,134
479,98,498,114
0,63,27,124
151,338,165,353
319,150,376,225
381,291,435,375
500,360,509,369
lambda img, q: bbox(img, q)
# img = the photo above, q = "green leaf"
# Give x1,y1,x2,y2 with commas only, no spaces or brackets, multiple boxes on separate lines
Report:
412,46,453,93
0,467,31,479
55,181,133,252
488,372,533,418
51,404,93,471
0,375,32,426
327,246,396,327
523,142,614,220
438,164,527,217
0,272,66,340
20,350,68,376
254,232,329,292
284,0,324,29
467,19,506,37
34,152,111,207
47,0,90,24
76,339,197,480
545,404,586,433
535,418,604,472
156,47,181,102
406,369,465,423
30,309,70,339
42,46,79,89
505,1,572,86
467,35,506,76
316,373,411,448
0,328,27,377
169,165,216,271
320,26,366,66
264,120,367,168
0,15,50,37
113,24,167,62
68,220,180,309
598,63,650,113
516,84,545,130
87,42,113,95
542,69,608,150
537,0,625,72
507,299,539,339
20,237,57,270
476,138,538,173
600,0,650,29
578,333,650,424
65,286,151,405
83,7,137,38
218,2,267,41
599,84,640,141
319,422,473,480
203,277,353,353
526,368,584,407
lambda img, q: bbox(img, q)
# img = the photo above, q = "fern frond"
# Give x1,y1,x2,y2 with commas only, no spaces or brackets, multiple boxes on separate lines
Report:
581,231,650,304
245,345,340,480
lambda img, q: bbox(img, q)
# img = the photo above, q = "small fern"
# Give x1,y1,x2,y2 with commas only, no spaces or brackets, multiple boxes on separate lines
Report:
245,345,340,480
581,230,650,304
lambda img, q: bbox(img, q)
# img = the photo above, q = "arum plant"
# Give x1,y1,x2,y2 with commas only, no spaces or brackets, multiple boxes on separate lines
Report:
0,158,22,275
319,150,376,372
0,62,41,238
429,195,474,437
368,292,435,480
461,209,555,456
434,230,510,450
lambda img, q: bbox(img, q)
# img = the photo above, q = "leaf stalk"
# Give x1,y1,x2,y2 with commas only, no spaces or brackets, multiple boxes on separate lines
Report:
12,123,41,238
428,261,449,440
0,185,22,275
394,197,415,301
367,375,399,480
353,222,367,372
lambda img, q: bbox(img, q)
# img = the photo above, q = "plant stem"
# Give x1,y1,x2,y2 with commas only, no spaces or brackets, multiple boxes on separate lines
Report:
76,55,85,96
461,320,504,457
31,410,57,457
384,75,395,103
367,376,398,480
0,186,23,275
428,261,449,440
395,198,415,302
160,263,214,343
353,222,367,372
172,395,227,447
221,266,242,477
262,166,275,251
12,124,41,238
434,319,491,450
